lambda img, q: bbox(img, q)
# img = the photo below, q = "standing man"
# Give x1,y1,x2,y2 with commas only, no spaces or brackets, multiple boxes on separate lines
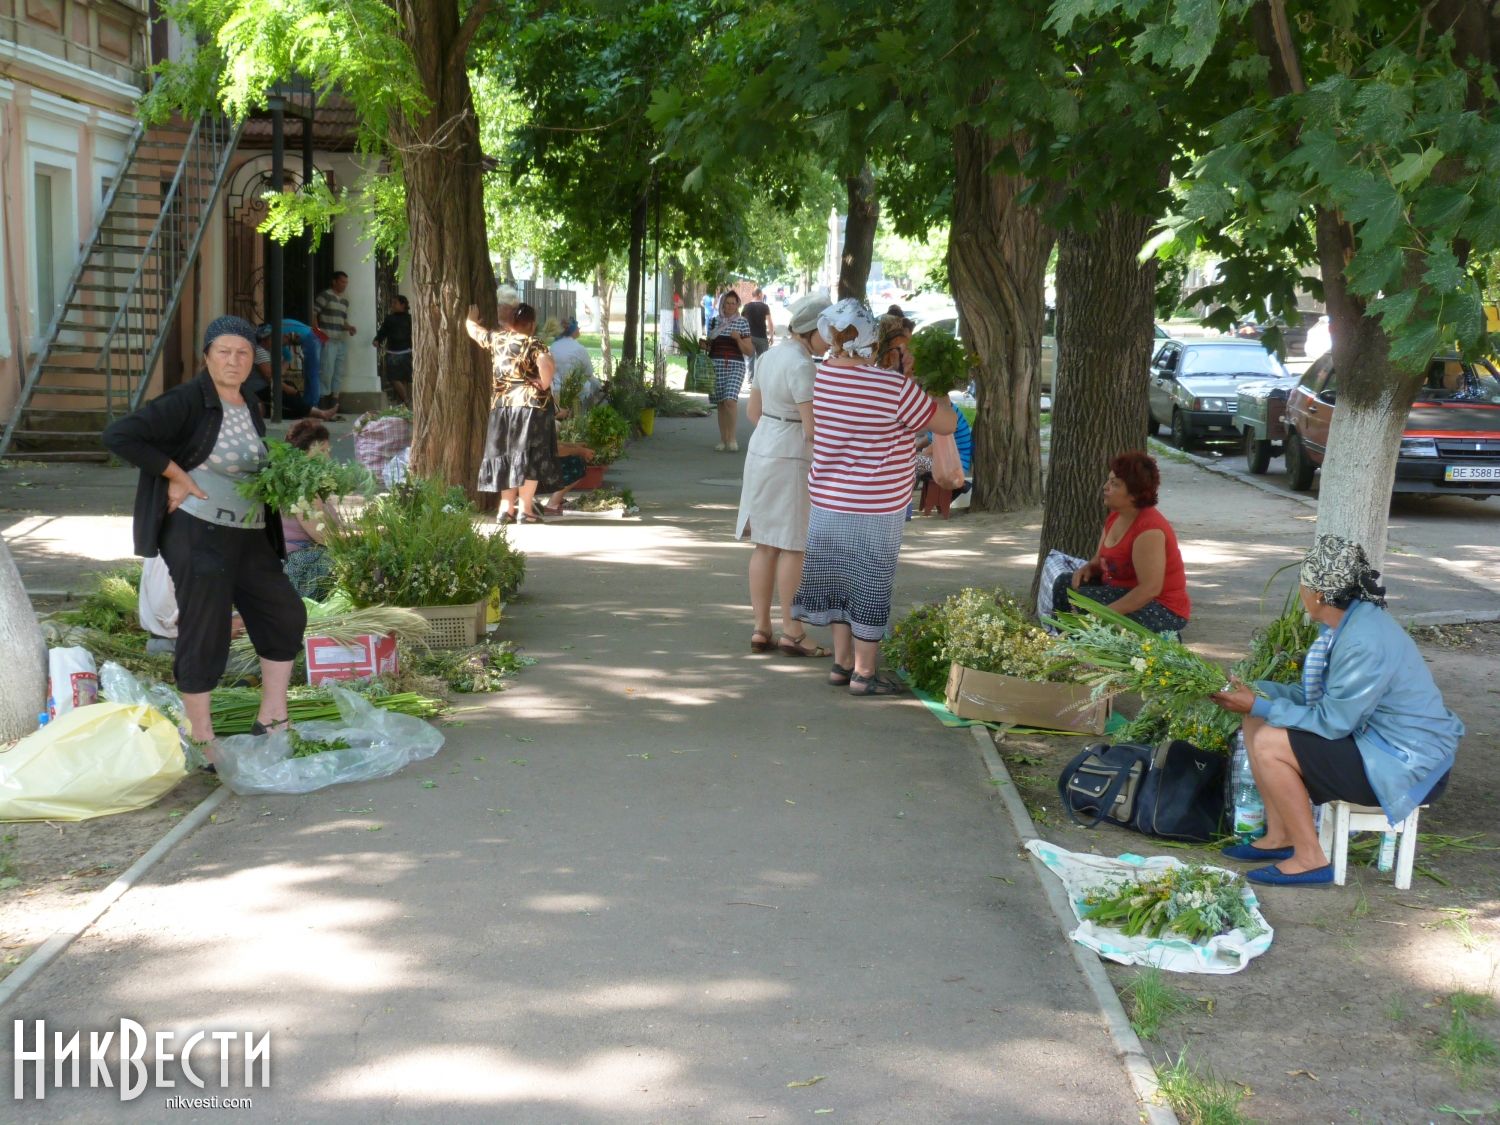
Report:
742,288,774,380
313,270,356,412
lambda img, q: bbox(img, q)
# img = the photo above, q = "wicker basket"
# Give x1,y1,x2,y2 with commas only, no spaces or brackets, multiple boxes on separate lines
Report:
408,600,487,649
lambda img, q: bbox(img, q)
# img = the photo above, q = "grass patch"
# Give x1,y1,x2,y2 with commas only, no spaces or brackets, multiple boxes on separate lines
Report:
1155,1050,1255,1125
1122,967,1195,1039
1384,996,1409,1023
1436,993,1499,1086
1147,437,1193,464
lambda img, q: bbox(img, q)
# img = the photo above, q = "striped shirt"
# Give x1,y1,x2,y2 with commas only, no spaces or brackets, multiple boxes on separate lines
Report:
314,288,351,335
1302,627,1334,704
809,361,937,514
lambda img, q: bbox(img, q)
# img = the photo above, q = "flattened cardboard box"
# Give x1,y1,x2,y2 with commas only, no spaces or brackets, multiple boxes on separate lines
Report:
944,663,1110,734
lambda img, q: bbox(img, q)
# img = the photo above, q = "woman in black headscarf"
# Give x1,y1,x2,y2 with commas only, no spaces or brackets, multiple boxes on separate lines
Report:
103,316,307,749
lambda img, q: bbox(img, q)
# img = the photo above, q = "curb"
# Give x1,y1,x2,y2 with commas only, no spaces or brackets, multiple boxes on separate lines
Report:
971,725,1179,1125
0,784,231,1012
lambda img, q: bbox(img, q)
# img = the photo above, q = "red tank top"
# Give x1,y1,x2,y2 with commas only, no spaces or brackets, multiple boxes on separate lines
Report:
1100,506,1191,621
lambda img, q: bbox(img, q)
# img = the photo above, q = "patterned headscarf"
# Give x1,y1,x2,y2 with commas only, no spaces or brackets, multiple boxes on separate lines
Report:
818,298,880,358
1300,534,1387,608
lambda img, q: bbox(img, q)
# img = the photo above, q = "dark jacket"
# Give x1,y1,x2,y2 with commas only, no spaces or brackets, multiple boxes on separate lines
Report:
102,369,286,560
373,311,412,352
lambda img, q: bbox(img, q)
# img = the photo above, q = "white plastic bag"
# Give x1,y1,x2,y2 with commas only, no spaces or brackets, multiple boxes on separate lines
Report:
1025,840,1273,974
212,687,443,795
48,647,99,719
100,663,442,796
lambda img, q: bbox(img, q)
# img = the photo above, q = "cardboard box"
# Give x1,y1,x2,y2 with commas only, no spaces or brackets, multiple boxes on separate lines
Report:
304,633,399,686
944,663,1109,734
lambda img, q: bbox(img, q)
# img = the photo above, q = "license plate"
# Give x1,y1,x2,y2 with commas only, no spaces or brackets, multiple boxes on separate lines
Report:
1445,465,1500,481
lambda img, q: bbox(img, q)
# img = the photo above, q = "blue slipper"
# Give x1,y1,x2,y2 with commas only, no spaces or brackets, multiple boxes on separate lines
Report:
1246,863,1334,887
1220,842,1294,862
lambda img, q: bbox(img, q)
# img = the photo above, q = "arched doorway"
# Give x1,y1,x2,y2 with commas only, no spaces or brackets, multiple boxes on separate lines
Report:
224,154,335,325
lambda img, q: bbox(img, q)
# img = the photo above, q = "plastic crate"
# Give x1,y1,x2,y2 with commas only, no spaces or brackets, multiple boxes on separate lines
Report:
408,600,486,649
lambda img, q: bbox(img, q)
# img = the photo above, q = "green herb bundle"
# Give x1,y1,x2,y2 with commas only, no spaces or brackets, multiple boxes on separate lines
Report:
237,440,373,515
582,404,630,464
288,729,353,758
354,405,412,431
208,684,445,735
324,475,526,608
1081,864,1264,944
907,327,975,397
884,587,1063,694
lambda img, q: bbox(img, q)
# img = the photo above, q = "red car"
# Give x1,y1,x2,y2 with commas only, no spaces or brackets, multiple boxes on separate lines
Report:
1282,354,1500,499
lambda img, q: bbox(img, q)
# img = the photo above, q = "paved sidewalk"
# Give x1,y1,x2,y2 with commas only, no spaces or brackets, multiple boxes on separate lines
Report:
1,415,1141,1121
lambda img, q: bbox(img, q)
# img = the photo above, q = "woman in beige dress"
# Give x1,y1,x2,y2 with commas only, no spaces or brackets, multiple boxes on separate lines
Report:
735,294,832,656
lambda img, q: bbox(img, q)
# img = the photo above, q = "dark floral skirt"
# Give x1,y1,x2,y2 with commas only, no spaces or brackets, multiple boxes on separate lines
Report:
478,401,586,493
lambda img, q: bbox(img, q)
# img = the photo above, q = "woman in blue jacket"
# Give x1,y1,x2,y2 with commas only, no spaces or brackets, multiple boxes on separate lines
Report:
1211,535,1461,887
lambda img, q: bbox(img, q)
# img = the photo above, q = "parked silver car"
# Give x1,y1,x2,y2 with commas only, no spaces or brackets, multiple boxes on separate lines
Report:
1148,339,1290,448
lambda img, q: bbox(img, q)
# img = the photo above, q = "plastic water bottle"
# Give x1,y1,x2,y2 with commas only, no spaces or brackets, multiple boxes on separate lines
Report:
1229,732,1266,842
1377,831,1397,873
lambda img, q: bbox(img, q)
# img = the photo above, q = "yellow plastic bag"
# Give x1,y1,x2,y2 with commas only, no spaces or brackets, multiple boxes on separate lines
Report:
0,703,187,822
486,586,505,626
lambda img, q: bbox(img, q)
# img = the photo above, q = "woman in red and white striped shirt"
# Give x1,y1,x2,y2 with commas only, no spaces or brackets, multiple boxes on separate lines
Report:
793,302,957,695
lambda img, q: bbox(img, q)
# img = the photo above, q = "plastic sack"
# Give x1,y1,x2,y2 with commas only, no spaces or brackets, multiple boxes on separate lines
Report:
1025,840,1273,974
211,686,443,796
48,646,100,719
0,703,186,821
929,432,966,490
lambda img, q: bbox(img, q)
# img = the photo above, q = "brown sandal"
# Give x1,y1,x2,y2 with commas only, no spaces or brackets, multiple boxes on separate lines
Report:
778,632,831,658
750,629,774,653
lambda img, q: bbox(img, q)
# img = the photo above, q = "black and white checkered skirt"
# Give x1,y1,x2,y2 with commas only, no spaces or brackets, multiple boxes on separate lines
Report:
793,505,908,642
710,357,746,404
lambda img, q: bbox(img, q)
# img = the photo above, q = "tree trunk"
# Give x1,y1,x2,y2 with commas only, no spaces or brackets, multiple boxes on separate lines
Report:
1309,207,1420,567
622,184,650,369
596,262,615,377
949,123,1052,511
1034,201,1161,597
395,0,497,491
838,165,878,300
0,538,46,741
501,256,516,285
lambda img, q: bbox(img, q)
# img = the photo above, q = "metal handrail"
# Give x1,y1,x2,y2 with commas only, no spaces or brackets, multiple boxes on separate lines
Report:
0,122,147,456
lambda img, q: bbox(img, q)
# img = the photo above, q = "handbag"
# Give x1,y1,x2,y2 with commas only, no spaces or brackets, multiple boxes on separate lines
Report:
1058,740,1226,842
928,431,966,490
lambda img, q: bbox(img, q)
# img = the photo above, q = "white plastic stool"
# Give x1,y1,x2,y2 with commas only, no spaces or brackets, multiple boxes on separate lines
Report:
1317,802,1424,890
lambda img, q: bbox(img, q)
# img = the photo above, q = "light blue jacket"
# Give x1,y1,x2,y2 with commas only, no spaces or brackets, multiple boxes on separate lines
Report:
1249,601,1462,823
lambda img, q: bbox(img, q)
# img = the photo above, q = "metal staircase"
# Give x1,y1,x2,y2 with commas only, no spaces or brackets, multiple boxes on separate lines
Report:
0,114,244,460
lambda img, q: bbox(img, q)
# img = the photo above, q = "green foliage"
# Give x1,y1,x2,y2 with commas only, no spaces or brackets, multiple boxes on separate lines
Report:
1122,966,1194,1040
258,170,343,249
1154,1050,1255,1125
237,441,373,514
404,639,535,694
1089,1,1500,370
883,603,952,695
1437,992,1499,1087
908,327,975,396
325,476,525,607
582,405,630,465
883,588,1061,693
54,565,145,634
605,361,648,427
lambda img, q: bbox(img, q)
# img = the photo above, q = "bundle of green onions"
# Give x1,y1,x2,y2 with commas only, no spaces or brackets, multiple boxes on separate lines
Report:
209,685,446,735
1049,593,1234,711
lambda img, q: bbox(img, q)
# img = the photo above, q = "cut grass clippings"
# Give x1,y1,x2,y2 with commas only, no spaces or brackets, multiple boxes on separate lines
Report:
1155,1050,1256,1125
1123,966,1195,1039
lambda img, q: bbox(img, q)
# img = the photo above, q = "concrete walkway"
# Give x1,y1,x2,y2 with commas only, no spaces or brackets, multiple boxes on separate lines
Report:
1,414,1142,1121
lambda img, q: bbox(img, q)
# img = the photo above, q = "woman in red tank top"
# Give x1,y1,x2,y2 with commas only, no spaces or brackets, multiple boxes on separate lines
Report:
1051,451,1190,633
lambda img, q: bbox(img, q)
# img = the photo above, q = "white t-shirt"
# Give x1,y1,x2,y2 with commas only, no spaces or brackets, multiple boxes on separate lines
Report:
747,341,815,461
550,334,598,403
